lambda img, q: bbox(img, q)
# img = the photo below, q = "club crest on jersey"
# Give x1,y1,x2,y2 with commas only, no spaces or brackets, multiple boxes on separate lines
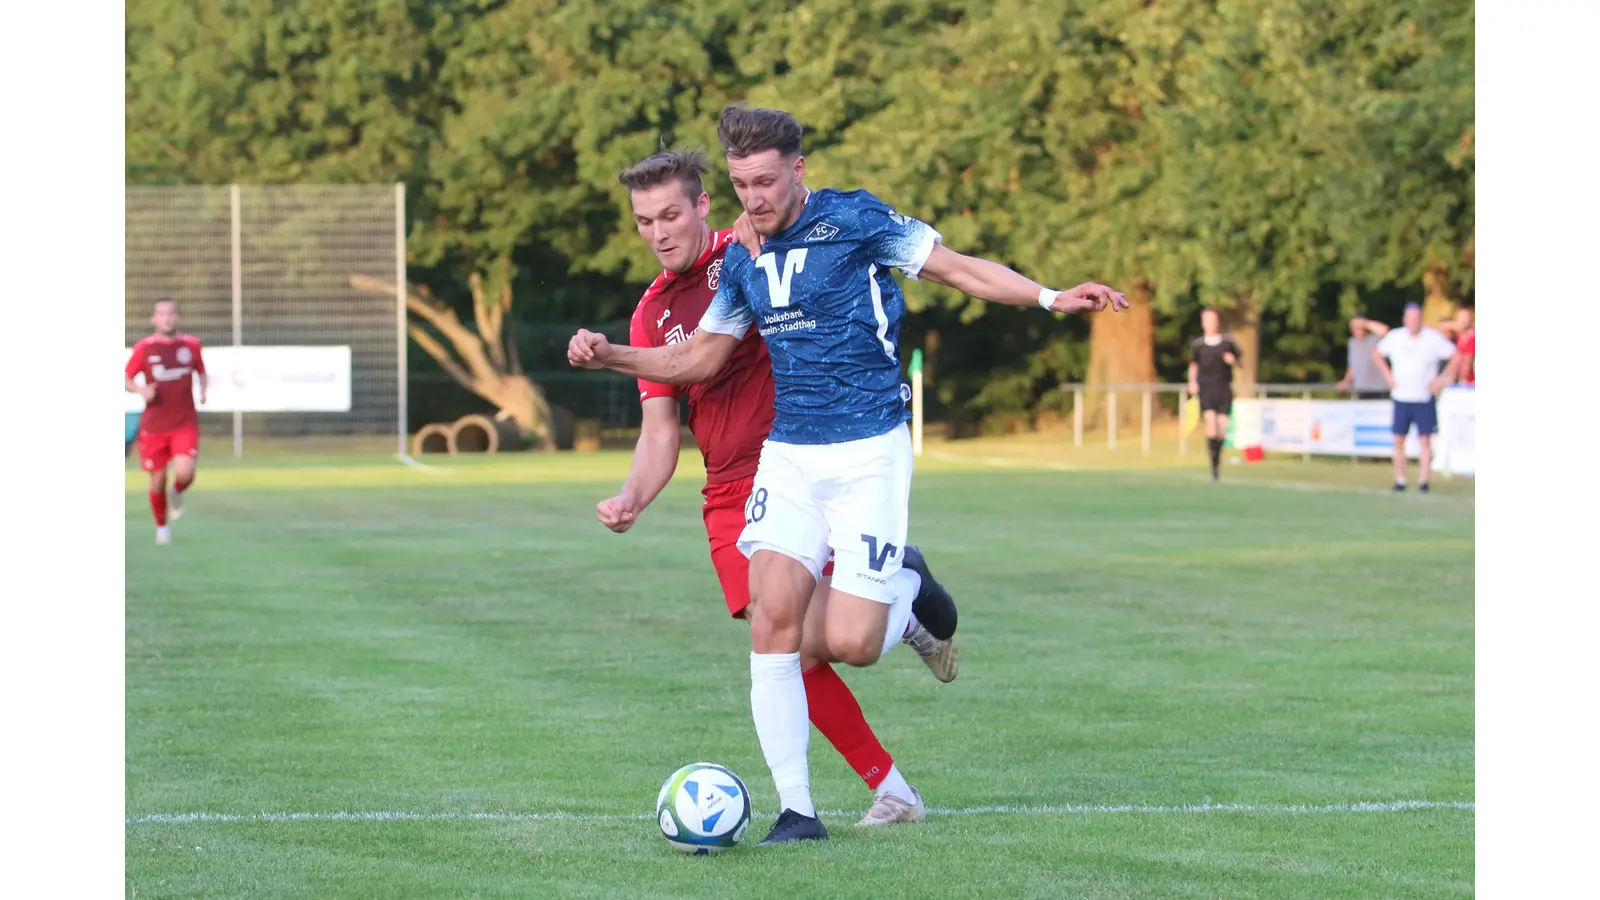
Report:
176,346,193,364
706,257,724,290
804,222,839,242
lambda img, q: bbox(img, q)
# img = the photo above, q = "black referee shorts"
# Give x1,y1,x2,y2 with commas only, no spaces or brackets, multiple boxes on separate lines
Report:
1199,385,1233,415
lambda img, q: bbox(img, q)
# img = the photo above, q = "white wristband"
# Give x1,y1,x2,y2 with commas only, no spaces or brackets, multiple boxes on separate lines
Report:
1037,288,1060,310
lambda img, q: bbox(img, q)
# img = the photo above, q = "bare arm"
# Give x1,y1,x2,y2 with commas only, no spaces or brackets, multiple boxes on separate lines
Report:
1371,344,1396,390
1361,318,1391,338
1430,355,1460,394
621,398,681,512
916,244,1126,313
124,355,155,401
193,342,209,404
598,397,681,533
125,376,156,402
569,328,741,386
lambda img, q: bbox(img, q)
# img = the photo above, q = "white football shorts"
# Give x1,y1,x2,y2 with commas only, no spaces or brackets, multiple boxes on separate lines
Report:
737,423,913,604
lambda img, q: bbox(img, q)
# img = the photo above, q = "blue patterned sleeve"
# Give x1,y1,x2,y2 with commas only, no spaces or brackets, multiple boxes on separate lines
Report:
857,192,942,280
697,251,754,339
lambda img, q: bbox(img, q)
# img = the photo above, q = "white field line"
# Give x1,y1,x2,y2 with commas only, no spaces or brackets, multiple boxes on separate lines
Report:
396,453,451,474
128,799,1472,826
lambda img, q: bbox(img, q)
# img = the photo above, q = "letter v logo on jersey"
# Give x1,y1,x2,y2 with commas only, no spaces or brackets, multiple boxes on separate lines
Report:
754,249,808,309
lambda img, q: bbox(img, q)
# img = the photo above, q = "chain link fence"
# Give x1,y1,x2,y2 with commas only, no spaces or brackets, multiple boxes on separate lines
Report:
126,185,403,454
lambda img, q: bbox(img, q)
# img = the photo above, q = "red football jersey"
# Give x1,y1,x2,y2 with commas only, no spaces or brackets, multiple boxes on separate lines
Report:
126,334,206,434
629,229,774,485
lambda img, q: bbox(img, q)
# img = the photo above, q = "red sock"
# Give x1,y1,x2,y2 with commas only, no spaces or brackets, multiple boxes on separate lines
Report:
803,662,894,790
149,490,168,526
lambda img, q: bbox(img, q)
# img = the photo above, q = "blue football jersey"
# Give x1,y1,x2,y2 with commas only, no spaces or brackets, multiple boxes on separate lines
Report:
698,189,941,445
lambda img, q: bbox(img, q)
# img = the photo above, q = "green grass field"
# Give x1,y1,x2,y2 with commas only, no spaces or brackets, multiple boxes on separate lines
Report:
126,441,1474,898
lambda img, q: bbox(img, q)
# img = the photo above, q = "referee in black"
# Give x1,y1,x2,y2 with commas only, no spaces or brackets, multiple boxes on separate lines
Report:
1188,309,1244,481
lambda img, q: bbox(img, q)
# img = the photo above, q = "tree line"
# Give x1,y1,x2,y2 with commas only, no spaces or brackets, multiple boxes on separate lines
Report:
127,0,1472,434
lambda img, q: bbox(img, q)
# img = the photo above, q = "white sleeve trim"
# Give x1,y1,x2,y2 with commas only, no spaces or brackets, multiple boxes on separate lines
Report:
697,307,751,340
898,225,942,281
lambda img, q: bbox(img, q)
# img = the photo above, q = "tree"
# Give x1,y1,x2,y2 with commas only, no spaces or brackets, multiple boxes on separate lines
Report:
125,0,1474,438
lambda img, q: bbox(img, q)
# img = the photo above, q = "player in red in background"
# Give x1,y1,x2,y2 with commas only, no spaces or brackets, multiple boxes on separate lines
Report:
595,149,953,827
125,298,208,545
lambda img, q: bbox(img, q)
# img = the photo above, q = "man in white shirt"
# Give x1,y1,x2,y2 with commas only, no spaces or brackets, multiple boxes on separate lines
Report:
1372,303,1459,492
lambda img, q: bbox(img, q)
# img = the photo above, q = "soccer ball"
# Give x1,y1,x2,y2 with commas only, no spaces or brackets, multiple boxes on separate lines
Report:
655,762,751,854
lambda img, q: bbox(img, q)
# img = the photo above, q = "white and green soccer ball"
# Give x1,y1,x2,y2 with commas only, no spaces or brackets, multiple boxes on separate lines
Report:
655,762,751,854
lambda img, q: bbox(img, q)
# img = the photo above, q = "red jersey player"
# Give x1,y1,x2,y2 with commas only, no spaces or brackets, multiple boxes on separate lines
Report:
125,298,208,545
597,150,954,827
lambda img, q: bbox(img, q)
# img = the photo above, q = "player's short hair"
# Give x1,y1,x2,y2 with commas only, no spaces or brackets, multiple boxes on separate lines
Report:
618,149,710,203
717,106,803,159
153,297,177,311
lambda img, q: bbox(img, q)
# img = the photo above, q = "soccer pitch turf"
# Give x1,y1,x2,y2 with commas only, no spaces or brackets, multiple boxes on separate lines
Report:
126,444,1474,898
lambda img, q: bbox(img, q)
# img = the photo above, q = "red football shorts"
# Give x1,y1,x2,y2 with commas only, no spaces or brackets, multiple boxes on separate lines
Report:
702,475,832,619
139,425,200,473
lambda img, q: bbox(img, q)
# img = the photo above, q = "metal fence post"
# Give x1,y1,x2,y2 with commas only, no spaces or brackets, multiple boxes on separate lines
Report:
395,183,409,458
1178,386,1189,456
1108,391,1118,450
230,184,243,458
1302,389,1313,463
1073,387,1083,449
1141,388,1152,456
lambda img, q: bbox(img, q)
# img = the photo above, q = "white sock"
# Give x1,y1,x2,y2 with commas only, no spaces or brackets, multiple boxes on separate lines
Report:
750,651,814,818
874,764,915,803
879,568,922,659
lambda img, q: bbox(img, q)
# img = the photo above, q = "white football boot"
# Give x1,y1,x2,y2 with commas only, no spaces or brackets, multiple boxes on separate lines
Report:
902,623,958,683
857,786,927,827
156,525,172,545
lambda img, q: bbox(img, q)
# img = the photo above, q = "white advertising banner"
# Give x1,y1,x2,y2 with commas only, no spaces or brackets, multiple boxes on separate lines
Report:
1433,386,1475,476
124,346,352,413
1231,398,1448,461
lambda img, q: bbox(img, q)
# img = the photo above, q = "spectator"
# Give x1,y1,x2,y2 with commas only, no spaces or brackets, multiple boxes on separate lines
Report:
1372,303,1459,493
1337,316,1391,399
1453,307,1475,385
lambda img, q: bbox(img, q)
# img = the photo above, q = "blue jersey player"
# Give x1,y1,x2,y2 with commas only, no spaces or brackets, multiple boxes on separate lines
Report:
569,106,1127,845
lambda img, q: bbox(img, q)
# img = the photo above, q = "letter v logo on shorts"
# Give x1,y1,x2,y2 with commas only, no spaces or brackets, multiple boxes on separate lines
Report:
860,534,899,573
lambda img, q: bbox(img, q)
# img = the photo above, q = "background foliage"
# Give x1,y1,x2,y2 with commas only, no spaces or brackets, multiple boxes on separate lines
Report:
127,0,1473,429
